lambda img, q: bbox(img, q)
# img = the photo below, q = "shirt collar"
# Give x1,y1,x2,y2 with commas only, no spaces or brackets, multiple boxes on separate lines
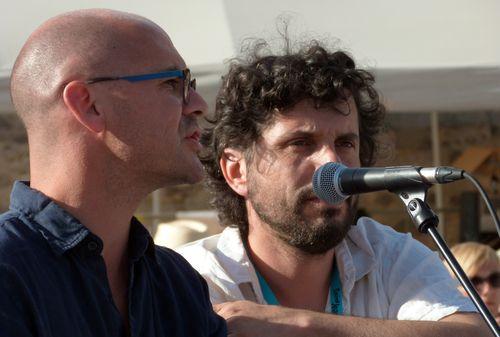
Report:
9,181,90,255
129,217,156,261
217,227,255,284
216,220,377,294
9,181,155,260
341,217,378,288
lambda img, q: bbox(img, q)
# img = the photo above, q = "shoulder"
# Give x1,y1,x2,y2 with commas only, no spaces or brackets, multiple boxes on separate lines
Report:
152,244,214,302
351,218,475,319
175,227,247,276
348,216,429,258
350,217,411,244
0,213,40,314
347,217,442,284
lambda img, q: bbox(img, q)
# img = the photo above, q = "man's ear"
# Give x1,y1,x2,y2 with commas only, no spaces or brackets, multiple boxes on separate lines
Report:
63,81,105,133
220,148,248,198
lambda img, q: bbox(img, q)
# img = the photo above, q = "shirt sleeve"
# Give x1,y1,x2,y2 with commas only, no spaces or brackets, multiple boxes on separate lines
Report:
384,235,477,320
0,264,37,336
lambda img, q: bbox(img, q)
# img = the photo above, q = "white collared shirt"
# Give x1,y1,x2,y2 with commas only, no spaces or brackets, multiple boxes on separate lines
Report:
177,217,475,320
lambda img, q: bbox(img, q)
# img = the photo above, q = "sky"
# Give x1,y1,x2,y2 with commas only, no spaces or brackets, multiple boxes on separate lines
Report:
1,0,500,76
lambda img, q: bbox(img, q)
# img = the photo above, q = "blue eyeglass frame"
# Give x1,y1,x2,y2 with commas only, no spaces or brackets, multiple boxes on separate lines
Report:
85,68,196,104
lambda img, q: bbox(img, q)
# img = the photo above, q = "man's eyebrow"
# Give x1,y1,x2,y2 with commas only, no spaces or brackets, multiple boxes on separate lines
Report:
337,132,360,141
278,130,359,140
287,129,316,137
275,130,316,141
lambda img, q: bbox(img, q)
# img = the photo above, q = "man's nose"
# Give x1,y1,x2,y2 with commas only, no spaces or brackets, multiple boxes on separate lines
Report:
317,144,340,166
183,88,207,117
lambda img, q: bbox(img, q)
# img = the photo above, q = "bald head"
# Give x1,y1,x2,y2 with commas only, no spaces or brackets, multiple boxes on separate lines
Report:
10,9,173,129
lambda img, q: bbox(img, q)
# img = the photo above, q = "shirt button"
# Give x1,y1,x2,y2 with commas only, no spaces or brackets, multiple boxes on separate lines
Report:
87,241,99,252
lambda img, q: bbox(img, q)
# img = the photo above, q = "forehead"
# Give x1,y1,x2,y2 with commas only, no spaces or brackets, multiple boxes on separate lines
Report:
112,22,186,72
262,99,359,140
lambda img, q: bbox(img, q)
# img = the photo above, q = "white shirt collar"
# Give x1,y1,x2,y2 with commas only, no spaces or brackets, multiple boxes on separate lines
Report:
216,218,377,301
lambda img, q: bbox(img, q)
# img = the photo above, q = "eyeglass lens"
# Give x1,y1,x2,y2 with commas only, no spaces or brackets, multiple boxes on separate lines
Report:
183,69,196,104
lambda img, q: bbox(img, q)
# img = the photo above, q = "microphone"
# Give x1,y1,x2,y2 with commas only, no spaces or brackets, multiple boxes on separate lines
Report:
312,162,465,205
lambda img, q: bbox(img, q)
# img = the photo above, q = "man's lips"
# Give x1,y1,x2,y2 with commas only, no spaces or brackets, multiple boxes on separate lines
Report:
185,129,201,141
183,129,202,152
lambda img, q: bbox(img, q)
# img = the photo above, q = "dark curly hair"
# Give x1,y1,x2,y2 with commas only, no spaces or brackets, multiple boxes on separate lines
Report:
200,39,385,238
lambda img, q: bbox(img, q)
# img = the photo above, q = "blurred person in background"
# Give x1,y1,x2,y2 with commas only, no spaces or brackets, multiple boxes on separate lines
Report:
447,242,500,324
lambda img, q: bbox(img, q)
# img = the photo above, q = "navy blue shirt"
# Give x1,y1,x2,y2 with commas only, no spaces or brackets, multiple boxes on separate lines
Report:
0,181,226,337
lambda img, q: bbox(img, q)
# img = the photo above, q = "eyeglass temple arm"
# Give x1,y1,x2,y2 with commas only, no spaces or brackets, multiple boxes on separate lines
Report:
85,70,186,84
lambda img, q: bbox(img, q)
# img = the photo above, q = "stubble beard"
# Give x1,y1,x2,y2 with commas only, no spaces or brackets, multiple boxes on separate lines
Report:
248,183,358,255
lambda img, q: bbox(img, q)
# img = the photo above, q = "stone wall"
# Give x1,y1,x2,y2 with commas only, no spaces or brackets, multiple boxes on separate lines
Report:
1,111,498,248
361,111,499,248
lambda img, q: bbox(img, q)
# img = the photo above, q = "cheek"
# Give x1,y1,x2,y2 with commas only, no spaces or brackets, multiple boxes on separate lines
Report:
105,102,143,146
149,106,183,142
334,146,360,167
253,151,282,176
343,156,361,168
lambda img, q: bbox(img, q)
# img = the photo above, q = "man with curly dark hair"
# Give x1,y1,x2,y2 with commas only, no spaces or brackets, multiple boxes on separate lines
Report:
178,39,485,336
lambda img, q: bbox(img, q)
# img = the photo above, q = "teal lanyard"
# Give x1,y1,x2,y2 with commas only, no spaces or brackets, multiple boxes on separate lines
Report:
256,261,343,315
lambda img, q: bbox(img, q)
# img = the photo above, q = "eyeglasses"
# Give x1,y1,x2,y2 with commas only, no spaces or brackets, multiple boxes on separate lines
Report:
471,272,500,288
85,68,196,104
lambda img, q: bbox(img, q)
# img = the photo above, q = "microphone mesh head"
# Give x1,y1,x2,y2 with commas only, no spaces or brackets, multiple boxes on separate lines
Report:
312,162,348,205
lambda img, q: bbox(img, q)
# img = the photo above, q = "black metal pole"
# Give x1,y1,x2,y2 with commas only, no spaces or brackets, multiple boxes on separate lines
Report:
426,226,499,336
403,195,499,336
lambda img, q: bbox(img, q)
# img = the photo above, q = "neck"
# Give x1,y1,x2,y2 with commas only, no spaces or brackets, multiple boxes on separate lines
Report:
247,221,335,312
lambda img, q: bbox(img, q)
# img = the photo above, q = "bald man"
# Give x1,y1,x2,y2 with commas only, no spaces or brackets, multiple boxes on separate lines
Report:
0,9,226,337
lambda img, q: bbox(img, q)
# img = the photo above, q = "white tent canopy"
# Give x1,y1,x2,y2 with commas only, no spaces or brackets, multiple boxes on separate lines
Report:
1,0,500,114
1,0,498,231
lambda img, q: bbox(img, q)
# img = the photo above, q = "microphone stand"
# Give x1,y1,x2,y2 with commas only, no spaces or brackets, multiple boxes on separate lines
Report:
396,187,499,337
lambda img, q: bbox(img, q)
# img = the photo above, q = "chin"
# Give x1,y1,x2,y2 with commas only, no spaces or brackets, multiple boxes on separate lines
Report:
179,159,205,185
150,161,203,187
190,158,205,179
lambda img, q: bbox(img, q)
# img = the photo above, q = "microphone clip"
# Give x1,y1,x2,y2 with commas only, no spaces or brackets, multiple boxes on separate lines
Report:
396,187,438,233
